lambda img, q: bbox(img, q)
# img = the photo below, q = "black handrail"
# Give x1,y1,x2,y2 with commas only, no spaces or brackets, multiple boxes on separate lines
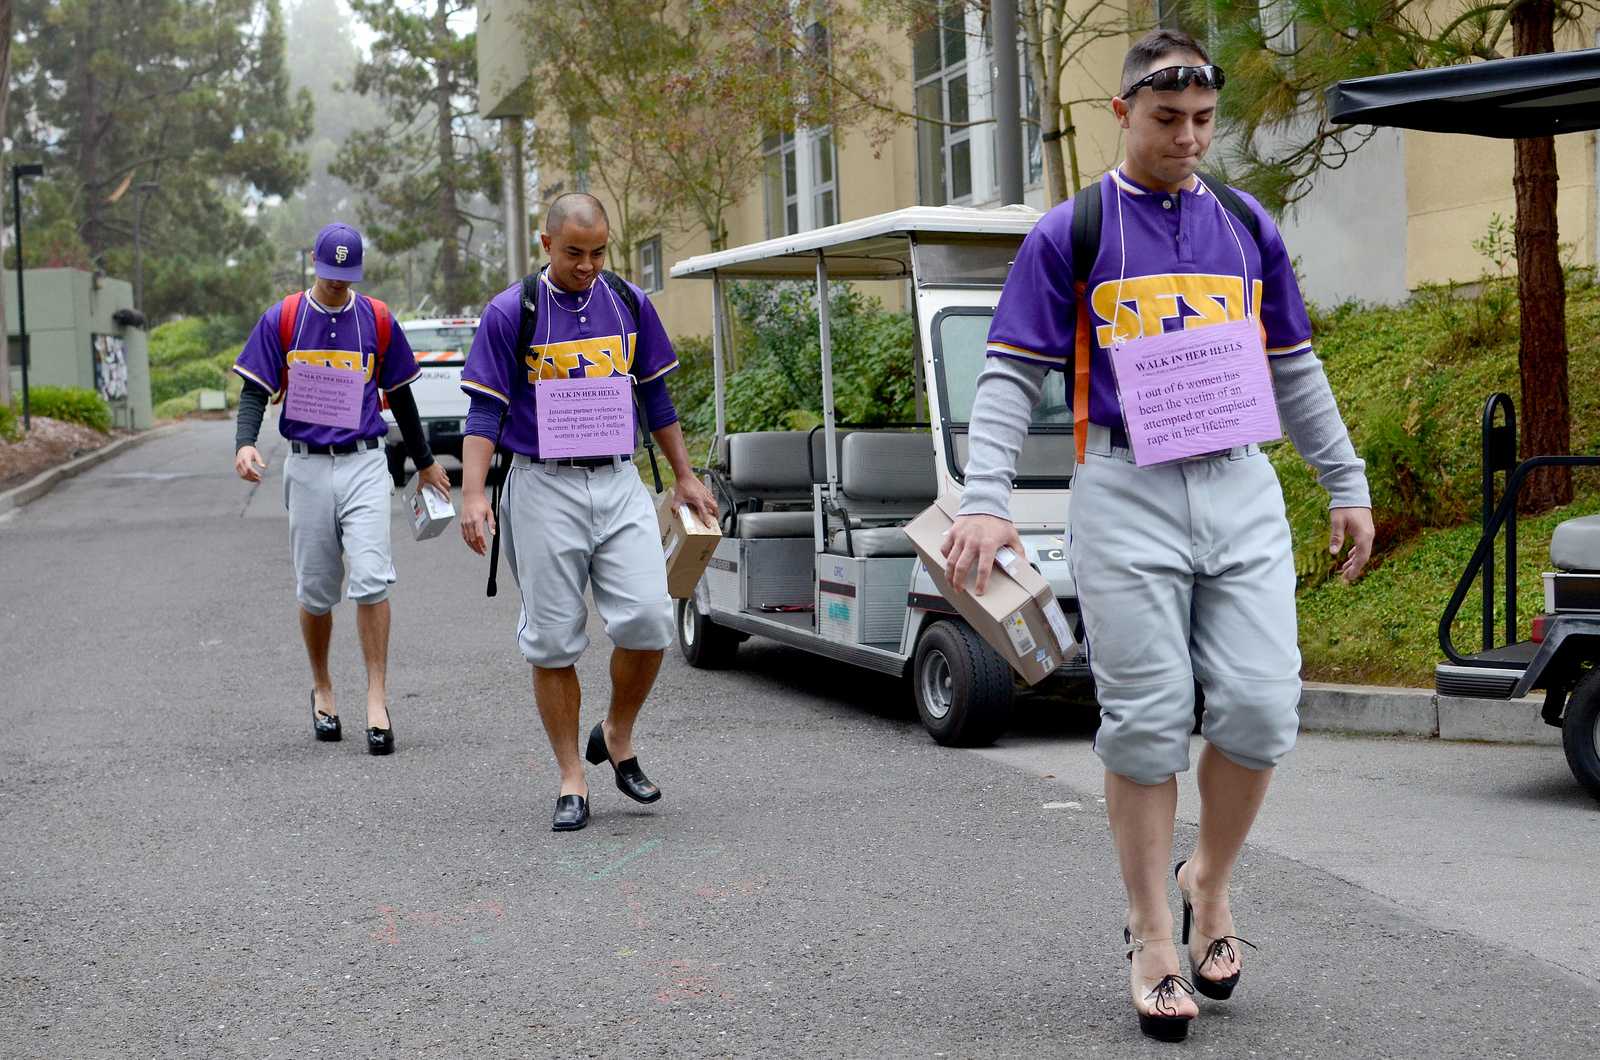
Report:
1439,452,1600,665
1479,394,1518,650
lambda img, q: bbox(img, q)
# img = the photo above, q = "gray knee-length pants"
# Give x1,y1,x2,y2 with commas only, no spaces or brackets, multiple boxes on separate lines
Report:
1068,431,1302,784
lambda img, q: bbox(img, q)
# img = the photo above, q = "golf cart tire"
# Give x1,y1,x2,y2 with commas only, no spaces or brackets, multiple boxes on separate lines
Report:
677,599,739,669
1562,667,1600,803
913,620,1015,747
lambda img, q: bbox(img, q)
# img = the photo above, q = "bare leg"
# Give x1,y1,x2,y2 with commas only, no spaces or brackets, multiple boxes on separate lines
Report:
300,607,335,718
355,600,391,729
600,647,664,762
1178,743,1274,979
1106,769,1199,1020
533,665,586,798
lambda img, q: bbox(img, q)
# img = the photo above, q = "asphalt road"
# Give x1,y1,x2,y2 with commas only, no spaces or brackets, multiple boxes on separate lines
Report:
2,420,1596,1058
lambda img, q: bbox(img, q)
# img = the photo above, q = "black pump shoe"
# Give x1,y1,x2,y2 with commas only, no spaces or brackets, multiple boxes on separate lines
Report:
552,794,589,831
366,706,394,756
311,692,341,742
1175,859,1257,1000
1125,927,1196,1042
585,722,661,803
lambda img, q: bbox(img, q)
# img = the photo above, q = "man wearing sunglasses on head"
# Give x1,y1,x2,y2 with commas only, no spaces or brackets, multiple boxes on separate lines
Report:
942,28,1375,1043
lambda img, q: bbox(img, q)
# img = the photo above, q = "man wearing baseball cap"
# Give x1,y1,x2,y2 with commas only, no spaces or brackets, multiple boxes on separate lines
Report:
231,222,450,755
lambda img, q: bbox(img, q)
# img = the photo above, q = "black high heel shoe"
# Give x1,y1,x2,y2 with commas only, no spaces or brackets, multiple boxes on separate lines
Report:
1175,859,1257,1000
366,705,394,756
1125,928,1196,1043
585,722,660,803
311,691,341,742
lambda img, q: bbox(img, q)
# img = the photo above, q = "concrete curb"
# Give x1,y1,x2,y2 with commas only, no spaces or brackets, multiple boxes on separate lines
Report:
1300,681,1558,746
0,425,179,516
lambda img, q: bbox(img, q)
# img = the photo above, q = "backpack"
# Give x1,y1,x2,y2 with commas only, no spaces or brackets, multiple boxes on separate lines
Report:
273,290,393,403
1064,171,1263,463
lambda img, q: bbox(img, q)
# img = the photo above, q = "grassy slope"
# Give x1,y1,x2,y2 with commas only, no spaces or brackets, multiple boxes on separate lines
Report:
1283,279,1600,685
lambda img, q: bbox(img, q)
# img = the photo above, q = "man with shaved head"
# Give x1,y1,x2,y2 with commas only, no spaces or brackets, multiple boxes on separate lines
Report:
458,192,719,832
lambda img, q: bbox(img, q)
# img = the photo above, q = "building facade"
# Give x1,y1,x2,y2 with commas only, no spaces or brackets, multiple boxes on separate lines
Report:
478,1,1600,338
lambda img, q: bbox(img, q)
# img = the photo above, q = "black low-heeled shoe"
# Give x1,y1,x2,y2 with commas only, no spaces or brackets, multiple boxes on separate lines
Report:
1125,927,1196,1043
311,692,341,742
1175,859,1257,1000
585,722,661,803
552,794,589,831
366,707,394,756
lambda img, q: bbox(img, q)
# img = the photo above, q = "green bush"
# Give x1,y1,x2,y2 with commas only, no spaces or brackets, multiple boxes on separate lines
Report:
0,403,19,443
153,392,199,420
25,386,111,433
152,360,227,404
148,317,215,368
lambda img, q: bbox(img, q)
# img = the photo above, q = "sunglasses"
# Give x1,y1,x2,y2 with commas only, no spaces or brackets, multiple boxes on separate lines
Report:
1122,64,1226,97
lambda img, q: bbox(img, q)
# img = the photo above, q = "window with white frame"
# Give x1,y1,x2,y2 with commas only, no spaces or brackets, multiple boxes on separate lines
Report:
763,127,800,238
812,128,837,228
638,236,663,293
761,15,842,235
913,4,972,205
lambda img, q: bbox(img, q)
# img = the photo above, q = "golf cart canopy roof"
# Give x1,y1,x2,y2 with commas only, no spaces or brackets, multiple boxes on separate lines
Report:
670,205,1042,281
1326,47,1600,138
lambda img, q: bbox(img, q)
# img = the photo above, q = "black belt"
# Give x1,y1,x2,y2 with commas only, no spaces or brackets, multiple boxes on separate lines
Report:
290,438,382,455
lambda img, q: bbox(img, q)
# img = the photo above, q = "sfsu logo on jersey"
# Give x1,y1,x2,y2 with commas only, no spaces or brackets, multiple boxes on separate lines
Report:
525,334,638,382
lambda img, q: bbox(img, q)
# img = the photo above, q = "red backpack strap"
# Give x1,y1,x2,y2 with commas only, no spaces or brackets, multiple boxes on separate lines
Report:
366,295,392,384
275,291,304,402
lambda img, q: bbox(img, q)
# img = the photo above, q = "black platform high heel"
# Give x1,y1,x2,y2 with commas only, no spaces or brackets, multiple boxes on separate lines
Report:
366,705,394,756
1175,859,1257,1001
1124,927,1196,1043
585,722,660,803
311,691,341,742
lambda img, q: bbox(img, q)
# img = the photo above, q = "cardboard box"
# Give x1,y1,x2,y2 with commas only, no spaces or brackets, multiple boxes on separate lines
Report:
403,474,455,541
656,492,722,599
904,492,1077,686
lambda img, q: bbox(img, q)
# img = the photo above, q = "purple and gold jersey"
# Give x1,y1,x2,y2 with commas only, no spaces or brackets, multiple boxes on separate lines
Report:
987,169,1312,439
460,271,678,459
233,293,421,446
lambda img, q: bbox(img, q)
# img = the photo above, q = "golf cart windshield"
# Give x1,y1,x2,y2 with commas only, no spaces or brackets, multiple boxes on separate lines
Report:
933,308,1074,487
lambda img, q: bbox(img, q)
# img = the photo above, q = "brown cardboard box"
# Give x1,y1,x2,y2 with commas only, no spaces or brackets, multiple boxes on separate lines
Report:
656,491,722,599
904,492,1077,685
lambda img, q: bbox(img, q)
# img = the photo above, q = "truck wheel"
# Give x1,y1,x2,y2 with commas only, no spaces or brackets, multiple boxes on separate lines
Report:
678,599,739,669
1562,667,1600,803
913,620,1014,747
385,443,408,488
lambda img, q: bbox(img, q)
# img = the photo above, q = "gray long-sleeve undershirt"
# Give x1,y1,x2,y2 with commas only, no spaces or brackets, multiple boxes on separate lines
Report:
957,352,1371,519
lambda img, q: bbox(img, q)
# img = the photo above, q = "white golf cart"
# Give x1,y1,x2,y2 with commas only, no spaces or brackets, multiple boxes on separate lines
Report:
669,206,1089,746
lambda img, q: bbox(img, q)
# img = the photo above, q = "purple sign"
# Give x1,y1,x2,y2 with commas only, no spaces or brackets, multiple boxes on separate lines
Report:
284,363,365,430
535,376,635,458
1109,318,1281,466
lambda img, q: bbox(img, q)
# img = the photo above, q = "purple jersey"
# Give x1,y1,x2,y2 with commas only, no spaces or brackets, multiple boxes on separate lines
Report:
460,272,678,458
232,292,421,446
987,169,1312,439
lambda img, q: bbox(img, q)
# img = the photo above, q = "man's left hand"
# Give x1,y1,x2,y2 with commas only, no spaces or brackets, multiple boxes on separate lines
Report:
1330,506,1375,584
418,460,451,503
671,475,720,530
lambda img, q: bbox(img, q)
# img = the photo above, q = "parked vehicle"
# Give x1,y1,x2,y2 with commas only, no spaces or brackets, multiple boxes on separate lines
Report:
382,317,478,486
1328,49,1600,799
669,206,1089,747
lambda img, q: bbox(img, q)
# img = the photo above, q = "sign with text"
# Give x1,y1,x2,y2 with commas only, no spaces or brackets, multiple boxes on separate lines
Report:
285,363,365,430
1109,318,1280,466
535,375,635,458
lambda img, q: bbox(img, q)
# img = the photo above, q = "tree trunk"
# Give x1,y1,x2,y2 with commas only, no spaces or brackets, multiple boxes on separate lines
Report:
1511,0,1571,511
1021,0,1069,205
433,0,463,313
74,11,105,259
0,0,12,406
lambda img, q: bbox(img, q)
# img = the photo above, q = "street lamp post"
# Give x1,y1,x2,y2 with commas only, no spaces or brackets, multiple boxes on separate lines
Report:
11,162,44,431
132,181,160,310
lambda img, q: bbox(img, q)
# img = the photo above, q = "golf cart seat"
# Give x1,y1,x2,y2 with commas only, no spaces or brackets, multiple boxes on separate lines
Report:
825,431,936,557
1551,513,1600,572
722,431,817,538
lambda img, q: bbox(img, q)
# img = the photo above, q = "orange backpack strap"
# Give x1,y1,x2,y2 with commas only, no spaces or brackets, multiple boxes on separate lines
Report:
1073,284,1092,466
275,291,304,402
367,296,392,384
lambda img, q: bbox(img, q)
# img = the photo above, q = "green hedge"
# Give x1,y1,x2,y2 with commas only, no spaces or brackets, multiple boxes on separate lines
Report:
0,403,19,443
23,386,111,433
152,360,228,404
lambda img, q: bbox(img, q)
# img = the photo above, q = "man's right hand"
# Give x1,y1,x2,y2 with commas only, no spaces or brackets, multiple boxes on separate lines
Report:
940,513,1025,596
460,489,496,556
234,445,267,483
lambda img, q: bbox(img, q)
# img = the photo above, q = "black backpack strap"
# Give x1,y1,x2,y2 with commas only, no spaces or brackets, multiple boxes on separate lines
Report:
1194,172,1262,247
489,274,541,598
1068,178,1102,290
